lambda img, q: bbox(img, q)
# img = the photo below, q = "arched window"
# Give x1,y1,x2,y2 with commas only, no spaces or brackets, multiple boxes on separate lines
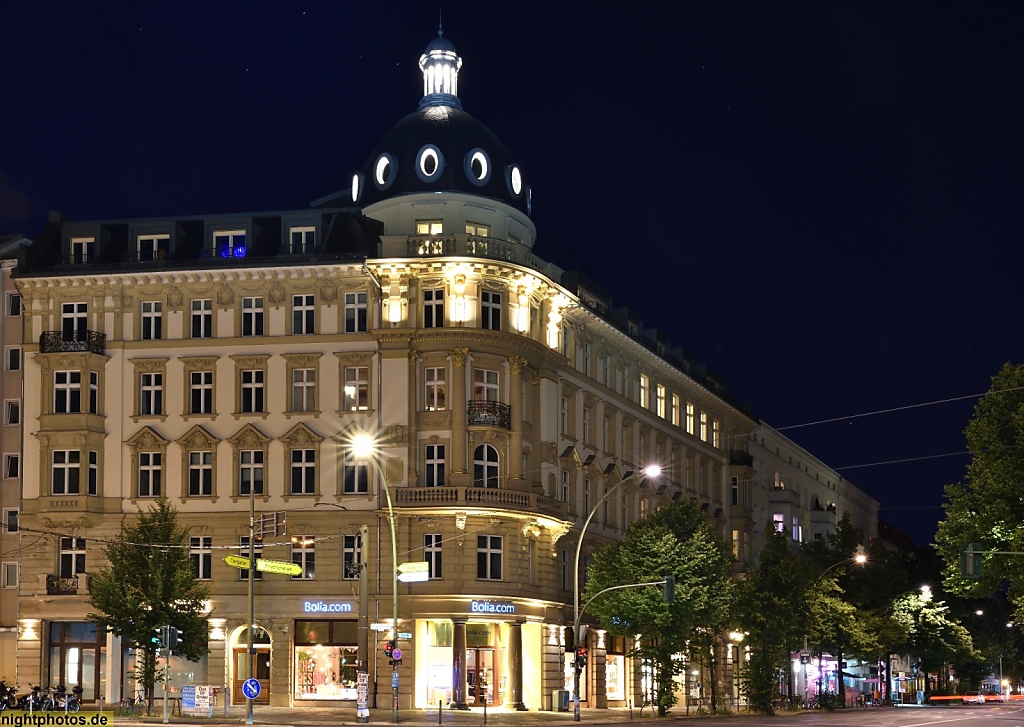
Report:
473,444,499,489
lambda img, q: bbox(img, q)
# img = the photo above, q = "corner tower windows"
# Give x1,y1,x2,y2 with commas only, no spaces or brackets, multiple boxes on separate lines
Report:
416,144,445,182
464,148,491,186
507,165,523,196
374,153,397,190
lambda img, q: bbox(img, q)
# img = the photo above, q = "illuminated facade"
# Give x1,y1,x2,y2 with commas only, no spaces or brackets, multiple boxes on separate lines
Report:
12,32,877,710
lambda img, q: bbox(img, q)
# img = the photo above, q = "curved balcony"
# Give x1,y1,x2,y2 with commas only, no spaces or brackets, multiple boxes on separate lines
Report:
40,330,107,355
394,487,565,519
46,574,83,595
467,400,511,429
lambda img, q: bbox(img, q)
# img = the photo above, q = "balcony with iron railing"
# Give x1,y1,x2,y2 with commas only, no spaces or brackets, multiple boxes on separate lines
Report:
39,330,107,356
394,486,565,519
467,400,511,429
46,574,84,595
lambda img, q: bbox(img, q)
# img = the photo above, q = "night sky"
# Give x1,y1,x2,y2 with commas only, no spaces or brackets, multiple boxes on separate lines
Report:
4,3,1023,548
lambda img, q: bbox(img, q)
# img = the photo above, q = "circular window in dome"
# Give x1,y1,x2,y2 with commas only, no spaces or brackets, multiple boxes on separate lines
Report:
374,153,397,191
416,144,445,182
351,172,363,204
506,165,523,197
464,148,491,186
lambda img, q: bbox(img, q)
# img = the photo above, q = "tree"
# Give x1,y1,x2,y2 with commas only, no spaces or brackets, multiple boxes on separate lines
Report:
87,499,210,712
583,499,734,716
936,363,1024,618
890,589,979,695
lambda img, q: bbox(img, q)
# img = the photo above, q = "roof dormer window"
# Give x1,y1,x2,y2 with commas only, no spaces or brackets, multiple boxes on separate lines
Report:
70,237,95,265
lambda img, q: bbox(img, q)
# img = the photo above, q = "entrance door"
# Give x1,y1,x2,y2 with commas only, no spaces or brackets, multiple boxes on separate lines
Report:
466,649,495,706
233,649,271,704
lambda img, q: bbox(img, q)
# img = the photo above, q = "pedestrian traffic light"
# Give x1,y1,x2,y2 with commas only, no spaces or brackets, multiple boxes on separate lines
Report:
151,627,163,648
662,574,675,603
167,627,183,654
575,647,588,668
382,640,395,658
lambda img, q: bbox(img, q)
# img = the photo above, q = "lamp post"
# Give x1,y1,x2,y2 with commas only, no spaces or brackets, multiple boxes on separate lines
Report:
352,433,400,724
807,552,867,705
572,465,661,722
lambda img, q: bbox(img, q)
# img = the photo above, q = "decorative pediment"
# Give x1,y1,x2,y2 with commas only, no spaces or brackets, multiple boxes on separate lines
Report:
282,352,323,369
558,446,582,469
176,424,219,450
126,426,168,451
334,351,373,366
379,424,408,446
281,422,323,447
181,356,219,369
216,283,234,306
230,354,270,369
319,279,338,302
267,281,286,305
228,423,271,449
129,357,169,372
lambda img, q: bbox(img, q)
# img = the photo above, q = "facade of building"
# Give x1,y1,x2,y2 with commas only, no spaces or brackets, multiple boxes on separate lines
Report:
11,33,879,710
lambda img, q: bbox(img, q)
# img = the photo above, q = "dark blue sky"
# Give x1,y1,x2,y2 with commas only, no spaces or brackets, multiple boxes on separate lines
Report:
4,2,1023,547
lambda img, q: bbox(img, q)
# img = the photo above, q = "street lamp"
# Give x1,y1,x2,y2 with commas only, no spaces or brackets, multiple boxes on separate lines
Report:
351,432,400,724
572,465,661,722
806,552,867,706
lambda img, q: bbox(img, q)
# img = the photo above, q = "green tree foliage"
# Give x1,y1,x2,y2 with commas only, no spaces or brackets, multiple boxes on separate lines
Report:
936,363,1024,617
734,530,812,714
890,589,979,692
87,500,210,711
583,499,734,716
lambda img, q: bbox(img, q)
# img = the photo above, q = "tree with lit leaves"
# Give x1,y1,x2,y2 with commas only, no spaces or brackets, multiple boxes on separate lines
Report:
583,499,734,716
87,499,210,713
936,363,1024,620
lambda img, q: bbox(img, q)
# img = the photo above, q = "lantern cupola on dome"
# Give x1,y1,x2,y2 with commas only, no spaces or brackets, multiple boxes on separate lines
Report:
419,26,463,110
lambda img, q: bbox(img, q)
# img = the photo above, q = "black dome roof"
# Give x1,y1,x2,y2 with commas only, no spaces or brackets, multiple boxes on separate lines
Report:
357,104,529,214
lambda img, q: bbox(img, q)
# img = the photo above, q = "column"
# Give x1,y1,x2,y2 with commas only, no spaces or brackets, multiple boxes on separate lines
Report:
407,350,420,484
508,621,527,710
508,355,527,485
450,348,469,481
452,619,469,709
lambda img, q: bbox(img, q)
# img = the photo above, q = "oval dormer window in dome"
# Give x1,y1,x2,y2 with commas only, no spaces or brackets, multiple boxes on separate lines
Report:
507,165,523,197
351,172,364,204
416,144,445,182
374,153,397,191
464,148,491,186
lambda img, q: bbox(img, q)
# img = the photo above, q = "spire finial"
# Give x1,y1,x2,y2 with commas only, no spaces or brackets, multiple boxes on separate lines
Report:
438,6,443,37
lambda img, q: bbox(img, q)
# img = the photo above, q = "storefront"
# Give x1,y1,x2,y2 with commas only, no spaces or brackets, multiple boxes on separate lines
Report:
48,621,106,703
604,635,627,704
294,619,358,701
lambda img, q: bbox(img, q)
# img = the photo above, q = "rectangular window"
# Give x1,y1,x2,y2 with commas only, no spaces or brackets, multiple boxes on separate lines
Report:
772,513,784,533
425,367,446,410
481,290,502,331
191,299,213,338
1,562,17,589
59,537,86,578
238,537,262,581
241,370,265,413
344,292,368,333
639,374,650,408
291,535,316,580
343,450,369,494
343,367,369,411
465,222,489,236
671,394,681,427
290,449,316,495
4,454,19,479
239,450,264,495
213,230,246,258
712,420,721,448
138,452,162,497
582,408,590,445
188,451,213,496
140,372,163,416
62,302,88,342
477,535,502,580
190,536,212,580
52,450,80,495
561,471,569,504
560,396,568,435
700,411,708,442
137,233,169,261
561,550,569,591
416,220,443,235
6,293,21,317
686,403,695,435
3,508,18,534
88,451,98,496
291,368,316,412
473,368,499,402
5,400,19,425
584,478,591,514
583,342,592,377
6,347,20,371
424,534,443,579
602,354,611,388
342,534,361,580
70,237,95,264
424,444,445,487
423,288,444,328
89,371,98,414
731,476,739,506
141,301,163,340
190,371,213,415
656,384,666,418
292,294,315,335
242,297,264,336
54,371,81,414
290,226,315,254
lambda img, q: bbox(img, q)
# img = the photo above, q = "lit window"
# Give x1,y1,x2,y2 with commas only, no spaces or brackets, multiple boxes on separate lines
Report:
712,420,721,448
291,535,316,580
343,367,369,411
425,367,446,410
700,411,708,442
671,394,681,427
639,375,650,409
656,384,666,418
213,230,247,258
416,220,444,235
465,222,490,237
686,403,695,435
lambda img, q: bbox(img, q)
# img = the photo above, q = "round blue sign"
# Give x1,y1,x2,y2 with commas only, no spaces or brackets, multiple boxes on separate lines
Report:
242,678,262,699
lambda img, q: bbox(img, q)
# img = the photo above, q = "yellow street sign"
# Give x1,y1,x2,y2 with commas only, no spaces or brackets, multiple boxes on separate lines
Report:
397,561,429,574
223,555,252,570
256,558,303,576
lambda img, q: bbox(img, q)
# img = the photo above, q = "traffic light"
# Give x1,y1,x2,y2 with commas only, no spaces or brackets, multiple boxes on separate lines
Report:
960,543,983,579
575,647,588,668
382,640,395,659
167,626,183,655
662,574,675,603
151,627,163,650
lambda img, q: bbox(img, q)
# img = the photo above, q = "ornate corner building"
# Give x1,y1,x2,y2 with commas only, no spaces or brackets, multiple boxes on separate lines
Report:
8,32,878,710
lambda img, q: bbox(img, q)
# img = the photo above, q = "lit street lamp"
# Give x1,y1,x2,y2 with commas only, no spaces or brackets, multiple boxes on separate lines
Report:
572,465,661,722
806,552,867,706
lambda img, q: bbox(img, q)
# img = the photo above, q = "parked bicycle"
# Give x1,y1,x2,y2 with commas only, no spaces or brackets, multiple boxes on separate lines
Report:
41,684,81,712
118,692,146,716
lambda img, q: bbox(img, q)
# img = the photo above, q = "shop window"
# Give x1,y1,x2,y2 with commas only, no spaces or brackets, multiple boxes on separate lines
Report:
294,620,358,701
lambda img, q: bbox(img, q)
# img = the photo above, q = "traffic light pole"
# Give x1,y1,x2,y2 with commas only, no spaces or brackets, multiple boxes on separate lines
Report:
246,480,256,725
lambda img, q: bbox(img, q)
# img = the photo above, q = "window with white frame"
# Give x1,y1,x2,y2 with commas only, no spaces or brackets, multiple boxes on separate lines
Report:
425,367,446,410
424,444,445,487
188,451,213,497
52,450,80,494
341,366,369,411
344,292,368,333
481,290,502,331
686,402,695,435
473,444,499,489
772,513,784,533
5,293,21,317
656,384,666,418
241,370,265,413
138,452,162,497
54,371,81,413
190,370,213,415
213,230,246,258
190,536,212,580
138,233,169,261
239,450,264,495
343,450,369,494
89,371,98,414
582,408,590,445
477,535,502,580
70,237,95,264
59,537,86,578
238,536,262,581
5,400,19,425
424,534,442,579
191,299,212,338
291,535,316,579
141,301,162,340
423,288,444,328
290,449,316,495
6,347,20,372
712,419,721,448
140,372,163,416
88,451,98,496
62,302,88,342
584,478,591,513
3,508,18,534
292,294,315,335
416,220,443,235
671,394,681,427
290,226,315,254
700,411,708,442
465,222,489,236
291,368,316,412
583,342,592,377
602,354,611,388
473,368,499,402
639,374,650,408
4,454,18,479
242,296,264,336
560,396,568,435
1,562,17,589
561,470,569,503
560,550,569,590
342,534,361,580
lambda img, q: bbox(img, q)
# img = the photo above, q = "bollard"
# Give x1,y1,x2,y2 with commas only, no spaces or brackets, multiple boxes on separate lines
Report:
483,694,487,725
628,699,632,719
438,699,443,725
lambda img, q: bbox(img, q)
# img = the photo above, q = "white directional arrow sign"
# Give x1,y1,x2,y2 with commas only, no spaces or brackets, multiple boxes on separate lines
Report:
397,561,429,583
397,571,429,583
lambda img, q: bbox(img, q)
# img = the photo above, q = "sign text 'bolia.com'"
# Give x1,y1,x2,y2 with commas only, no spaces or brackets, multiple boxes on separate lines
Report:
470,600,516,614
303,600,354,613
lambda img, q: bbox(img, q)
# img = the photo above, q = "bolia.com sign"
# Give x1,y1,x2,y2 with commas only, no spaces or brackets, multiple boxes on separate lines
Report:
470,600,515,614
304,600,354,613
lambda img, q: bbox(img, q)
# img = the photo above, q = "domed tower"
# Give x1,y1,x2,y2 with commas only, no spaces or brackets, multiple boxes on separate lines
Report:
350,30,536,250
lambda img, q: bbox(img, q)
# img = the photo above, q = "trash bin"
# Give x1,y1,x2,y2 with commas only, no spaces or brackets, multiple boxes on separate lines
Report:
553,690,570,712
